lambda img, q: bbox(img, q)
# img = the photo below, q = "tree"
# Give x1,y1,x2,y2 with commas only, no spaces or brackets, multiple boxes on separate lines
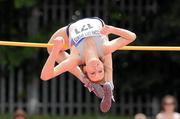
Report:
0,0,39,68
112,0,180,94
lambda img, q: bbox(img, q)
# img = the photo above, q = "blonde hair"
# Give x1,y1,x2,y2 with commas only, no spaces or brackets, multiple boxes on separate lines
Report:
135,113,147,119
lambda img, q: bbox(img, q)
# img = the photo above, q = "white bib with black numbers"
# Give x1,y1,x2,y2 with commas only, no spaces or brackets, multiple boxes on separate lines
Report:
68,18,103,44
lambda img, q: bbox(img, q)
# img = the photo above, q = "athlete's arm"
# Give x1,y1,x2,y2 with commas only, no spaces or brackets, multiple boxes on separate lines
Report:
102,36,113,87
104,54,113,88
41,38,81,80
102,25,136,55
56,52,90,83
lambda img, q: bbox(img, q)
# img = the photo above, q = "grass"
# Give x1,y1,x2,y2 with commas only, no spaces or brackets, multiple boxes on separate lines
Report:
0,115,133,119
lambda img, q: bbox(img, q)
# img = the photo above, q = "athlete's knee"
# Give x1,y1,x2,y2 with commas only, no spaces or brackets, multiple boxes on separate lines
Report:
40,72,52,81
54,36,64,45
47,37,64,54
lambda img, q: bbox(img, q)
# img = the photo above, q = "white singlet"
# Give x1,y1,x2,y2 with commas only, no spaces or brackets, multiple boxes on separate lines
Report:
157,112,180,119
67,17,108,60
68,17,104,46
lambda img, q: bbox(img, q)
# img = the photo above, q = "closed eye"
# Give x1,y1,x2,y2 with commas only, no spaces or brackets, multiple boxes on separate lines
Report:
91,72,96,75
98,70,103,73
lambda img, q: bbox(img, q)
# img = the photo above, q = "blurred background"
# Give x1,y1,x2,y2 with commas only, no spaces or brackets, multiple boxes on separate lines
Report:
0,0,180,118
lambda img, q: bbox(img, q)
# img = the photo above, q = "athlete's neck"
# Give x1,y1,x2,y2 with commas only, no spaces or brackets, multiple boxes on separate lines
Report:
83,38,99,64
164,111,174,114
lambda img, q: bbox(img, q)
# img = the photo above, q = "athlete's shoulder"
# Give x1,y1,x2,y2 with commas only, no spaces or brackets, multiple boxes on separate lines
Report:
156,113,163,119
174,112,180,118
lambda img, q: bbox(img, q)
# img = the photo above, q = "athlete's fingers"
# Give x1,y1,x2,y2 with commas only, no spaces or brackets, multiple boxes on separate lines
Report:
100,29,109,35
100,25,112,35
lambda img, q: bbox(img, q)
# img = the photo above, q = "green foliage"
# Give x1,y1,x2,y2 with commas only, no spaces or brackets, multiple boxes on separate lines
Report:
14,0,36,8
0,0,41,67
106,0,180,94
0,46,37,67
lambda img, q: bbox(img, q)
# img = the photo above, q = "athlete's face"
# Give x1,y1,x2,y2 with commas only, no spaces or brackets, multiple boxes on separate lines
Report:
85,58,104,82
163,98,176,112
14,115,25,119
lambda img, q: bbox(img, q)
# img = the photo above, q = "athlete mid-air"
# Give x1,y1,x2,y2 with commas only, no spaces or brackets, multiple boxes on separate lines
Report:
41,17,136,112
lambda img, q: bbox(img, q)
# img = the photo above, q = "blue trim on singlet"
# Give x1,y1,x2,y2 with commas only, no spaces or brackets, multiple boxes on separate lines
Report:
70,37,85,47
66,23,71,37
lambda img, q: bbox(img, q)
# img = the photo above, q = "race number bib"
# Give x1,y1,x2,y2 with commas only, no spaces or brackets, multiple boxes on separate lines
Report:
69,18,103,44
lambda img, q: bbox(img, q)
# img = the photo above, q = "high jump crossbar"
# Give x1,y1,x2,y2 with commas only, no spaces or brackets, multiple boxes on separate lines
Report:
1,41,180,51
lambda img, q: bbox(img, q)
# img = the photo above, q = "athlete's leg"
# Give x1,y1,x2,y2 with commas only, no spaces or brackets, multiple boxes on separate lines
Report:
47,37,87,83
48,49,89,85
41,37,64,80
99,54,114,112
100,82,113,112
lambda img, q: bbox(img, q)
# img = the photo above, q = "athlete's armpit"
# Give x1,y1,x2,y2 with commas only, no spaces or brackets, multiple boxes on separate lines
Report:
103,37,134,55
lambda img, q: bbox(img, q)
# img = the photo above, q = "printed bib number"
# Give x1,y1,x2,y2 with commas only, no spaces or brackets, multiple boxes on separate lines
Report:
70,22,102,44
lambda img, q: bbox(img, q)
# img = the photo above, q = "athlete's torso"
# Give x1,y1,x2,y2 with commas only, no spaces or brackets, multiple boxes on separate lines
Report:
66,17,107,60
158,112,180,119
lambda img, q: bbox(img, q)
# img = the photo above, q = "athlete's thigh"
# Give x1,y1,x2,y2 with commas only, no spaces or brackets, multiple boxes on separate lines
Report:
56,51,71,63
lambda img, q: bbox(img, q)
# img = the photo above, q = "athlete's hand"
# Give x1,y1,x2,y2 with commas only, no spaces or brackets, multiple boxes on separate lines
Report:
52,37,64,52
84,81,104,99
100,25,113,36
83,77,94,92
84,82,94,92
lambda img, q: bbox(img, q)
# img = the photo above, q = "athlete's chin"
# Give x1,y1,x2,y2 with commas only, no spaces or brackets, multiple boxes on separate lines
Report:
87,58,101,66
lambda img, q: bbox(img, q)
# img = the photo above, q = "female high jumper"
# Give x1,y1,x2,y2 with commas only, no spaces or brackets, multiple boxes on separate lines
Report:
41,17,136,112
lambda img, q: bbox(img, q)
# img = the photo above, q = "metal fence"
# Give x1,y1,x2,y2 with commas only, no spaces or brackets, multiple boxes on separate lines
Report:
0,66,160,116
27,0,157,35
0,0,159,116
